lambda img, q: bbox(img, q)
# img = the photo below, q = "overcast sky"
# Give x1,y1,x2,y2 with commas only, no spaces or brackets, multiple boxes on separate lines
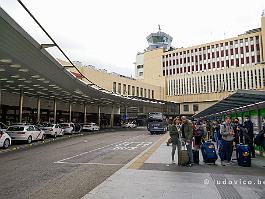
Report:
1,0,265,76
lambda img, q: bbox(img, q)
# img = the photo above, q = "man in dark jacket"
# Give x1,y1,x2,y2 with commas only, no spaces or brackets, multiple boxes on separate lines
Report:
243,116,255,158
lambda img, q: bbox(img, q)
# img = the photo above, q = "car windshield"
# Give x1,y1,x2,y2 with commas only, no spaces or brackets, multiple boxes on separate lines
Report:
7,126,24,131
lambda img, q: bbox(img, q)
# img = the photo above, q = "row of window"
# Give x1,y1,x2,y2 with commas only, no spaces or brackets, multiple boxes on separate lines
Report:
168,66,265,96
112,82,155,99
183,104,199,112
162,35,260,59
162,54,260,76
162,36,261,76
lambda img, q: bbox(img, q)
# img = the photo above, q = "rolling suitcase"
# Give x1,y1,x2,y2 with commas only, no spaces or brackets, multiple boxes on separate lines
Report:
236,136,251,167
178,141,189,166
201,140,217,164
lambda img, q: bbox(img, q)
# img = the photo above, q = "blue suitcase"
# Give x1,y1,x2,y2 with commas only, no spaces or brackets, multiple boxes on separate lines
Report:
201,141,218,164
236,143,251,167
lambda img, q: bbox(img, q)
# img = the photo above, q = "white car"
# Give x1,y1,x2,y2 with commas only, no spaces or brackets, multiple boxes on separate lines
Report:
6,125,45,144
0,130,11,149
82,123,100,131
122,123,137,128
40,124,63,138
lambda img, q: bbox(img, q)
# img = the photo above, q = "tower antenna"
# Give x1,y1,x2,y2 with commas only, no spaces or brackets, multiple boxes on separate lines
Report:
158,24,161,31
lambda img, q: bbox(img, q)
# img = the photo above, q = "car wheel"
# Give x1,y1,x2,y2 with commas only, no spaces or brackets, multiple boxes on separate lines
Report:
3,139,10,149
27,136,32,144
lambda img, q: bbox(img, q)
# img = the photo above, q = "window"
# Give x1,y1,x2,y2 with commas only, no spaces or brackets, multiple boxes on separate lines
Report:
193,104,199,112
113,82,117,93
136,87,139,96
140,88,143,97
128,85,131,95
132,86,135,96
123,84,126,95
139,72,143,76
183,105,189,112
137,65,143,69
151,90,154,99
148,89,151,98
118,83,121,94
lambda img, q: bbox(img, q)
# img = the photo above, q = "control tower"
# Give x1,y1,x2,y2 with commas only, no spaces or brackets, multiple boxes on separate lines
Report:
146,25,173,51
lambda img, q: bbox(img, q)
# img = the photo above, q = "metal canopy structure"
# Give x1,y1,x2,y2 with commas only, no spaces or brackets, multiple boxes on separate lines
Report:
0,7,169,109
194,90,265,118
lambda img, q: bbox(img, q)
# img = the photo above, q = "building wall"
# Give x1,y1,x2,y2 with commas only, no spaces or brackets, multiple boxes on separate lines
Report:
58,59,163,100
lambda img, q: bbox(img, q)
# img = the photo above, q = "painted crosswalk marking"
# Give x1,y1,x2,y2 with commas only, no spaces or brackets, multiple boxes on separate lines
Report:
113,142,153,151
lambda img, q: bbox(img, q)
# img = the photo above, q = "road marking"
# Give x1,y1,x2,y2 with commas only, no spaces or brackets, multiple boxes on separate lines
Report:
54,162,125,166
113,142,153,151
54,134,146,163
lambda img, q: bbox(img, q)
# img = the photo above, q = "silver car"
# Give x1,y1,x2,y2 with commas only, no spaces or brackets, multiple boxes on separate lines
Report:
6,125,45,144
40,124,63,138
0,130,11,149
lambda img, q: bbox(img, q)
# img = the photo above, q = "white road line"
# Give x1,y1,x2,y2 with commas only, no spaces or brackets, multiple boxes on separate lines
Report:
54,162,125,166
54,134,146,163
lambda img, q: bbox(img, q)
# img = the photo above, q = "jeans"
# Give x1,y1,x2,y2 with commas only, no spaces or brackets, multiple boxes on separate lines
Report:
172,139,181,161
186,142,194,164
219,139,233,162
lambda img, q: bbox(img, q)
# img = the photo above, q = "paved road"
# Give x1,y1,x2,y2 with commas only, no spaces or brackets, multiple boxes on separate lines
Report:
0,128,163,199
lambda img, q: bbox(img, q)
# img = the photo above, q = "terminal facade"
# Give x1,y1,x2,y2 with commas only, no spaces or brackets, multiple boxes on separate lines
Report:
135,13,265,116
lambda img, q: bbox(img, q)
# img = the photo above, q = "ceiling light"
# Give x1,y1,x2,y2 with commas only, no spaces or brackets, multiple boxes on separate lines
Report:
6,80,14,83
33,84,40,87
49,84,56,87
43,80,50,83
0,78,7,81
37,78,45,81
0,59,12,63
28,88,34,90
18,78,26,81
11,75,20,78
10,64,21,68
0,68,5,72
24,80,32,83
18,69,29,72
31,75,40,78
18,84,24,87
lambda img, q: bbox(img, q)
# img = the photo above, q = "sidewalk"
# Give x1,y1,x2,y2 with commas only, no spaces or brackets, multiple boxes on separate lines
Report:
82,134,265,199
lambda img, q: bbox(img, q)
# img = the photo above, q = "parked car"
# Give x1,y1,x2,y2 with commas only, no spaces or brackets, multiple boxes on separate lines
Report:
6,125,45,144
39,123,63,138
60,123,82,134
82,123,100,131
122,122,137,128
0,130,11,149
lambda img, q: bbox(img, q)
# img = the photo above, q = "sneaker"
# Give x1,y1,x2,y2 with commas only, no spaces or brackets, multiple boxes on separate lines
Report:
172,161,176,164
187,163,192,167
226,161,232,165
221,161,226,166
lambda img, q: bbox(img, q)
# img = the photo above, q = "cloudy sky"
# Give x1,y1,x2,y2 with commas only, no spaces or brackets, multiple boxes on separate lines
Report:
1,0,265,76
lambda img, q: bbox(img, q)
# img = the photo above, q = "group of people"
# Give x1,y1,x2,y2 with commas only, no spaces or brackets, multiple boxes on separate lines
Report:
168,115,261,166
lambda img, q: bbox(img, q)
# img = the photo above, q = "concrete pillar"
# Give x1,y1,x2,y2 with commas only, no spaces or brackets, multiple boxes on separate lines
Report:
19,88,24,123
84,103,87,124
125,106,128,122
98,105,101,127
53,98,57,123
0,83,1,117
110,106,114,128
69,102,72,122
37,96,41,123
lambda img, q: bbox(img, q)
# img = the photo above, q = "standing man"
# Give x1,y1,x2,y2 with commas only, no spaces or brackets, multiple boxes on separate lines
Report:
220,116,235,166
181,116,194,167
243,116,255,158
